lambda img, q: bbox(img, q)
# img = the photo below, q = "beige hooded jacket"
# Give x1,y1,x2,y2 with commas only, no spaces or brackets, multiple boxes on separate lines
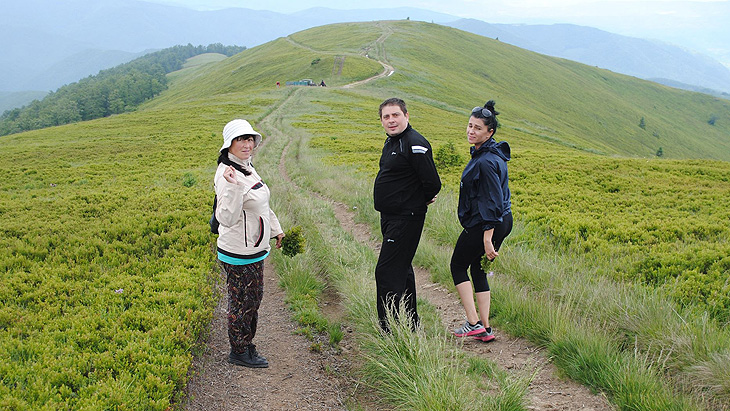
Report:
214,158,283,261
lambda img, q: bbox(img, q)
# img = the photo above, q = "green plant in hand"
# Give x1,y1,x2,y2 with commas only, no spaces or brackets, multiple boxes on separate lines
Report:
281,225,306,257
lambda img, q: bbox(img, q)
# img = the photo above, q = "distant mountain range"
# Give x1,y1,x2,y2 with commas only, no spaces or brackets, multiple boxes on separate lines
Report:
445,19,730,99
2,0,729,112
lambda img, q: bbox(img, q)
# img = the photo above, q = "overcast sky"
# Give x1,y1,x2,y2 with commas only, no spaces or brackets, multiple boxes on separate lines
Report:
150,0,730,66
152,0,724,13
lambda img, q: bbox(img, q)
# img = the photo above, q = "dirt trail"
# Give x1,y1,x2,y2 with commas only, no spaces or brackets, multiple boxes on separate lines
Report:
343,24,395,89
275,131,612,409
273,23,613,408
285,24,395,90
327,201,613,410
183,23,614,410
183,263,346,410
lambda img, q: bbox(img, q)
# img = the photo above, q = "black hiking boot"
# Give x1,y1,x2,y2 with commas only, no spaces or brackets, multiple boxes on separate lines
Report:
228,344,269,368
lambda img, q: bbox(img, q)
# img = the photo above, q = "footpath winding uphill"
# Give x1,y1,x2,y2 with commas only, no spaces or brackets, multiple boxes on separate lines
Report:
182,25,613,410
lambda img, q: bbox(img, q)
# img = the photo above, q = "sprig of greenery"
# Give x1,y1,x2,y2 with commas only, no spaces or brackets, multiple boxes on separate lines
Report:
281,225,306,257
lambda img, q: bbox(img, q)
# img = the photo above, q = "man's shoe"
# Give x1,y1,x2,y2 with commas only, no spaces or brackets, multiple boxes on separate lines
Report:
228,344,269,368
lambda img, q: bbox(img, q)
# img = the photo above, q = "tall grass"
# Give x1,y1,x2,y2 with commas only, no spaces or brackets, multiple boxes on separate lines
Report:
253,90,532,409
301,165,705,408
179,21,730,409
414,194,730,409
276,88,724,408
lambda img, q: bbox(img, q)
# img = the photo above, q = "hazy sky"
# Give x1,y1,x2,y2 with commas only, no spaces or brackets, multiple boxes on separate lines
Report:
152,0,725,13
150,0,730,66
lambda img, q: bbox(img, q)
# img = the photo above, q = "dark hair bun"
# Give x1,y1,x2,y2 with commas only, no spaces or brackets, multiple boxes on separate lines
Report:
485,100,499,116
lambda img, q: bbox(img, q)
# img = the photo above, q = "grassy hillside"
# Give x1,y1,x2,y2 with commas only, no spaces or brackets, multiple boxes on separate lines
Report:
146,33,383,108
293,21,730,321
152,21,730,163
2,19,729,410
259,21,730,407
0,24,386,409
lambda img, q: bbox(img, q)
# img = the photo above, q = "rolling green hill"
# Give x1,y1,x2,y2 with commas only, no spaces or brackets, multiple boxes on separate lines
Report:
2,20,729,410
150,20,730,161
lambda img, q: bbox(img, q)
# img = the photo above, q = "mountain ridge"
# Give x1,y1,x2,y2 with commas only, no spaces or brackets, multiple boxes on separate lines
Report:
2,0,730,110
447,19,730,97
147,20,730,162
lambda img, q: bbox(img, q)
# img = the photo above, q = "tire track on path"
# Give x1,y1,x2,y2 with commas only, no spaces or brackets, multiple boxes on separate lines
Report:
273,24,614,406
343,23,395,89
276,133,613,409
186,21,613,409
285,23,395,89
182,88,347,411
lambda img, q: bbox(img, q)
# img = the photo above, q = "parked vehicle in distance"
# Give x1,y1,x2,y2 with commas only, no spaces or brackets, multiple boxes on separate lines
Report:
285,79,316,86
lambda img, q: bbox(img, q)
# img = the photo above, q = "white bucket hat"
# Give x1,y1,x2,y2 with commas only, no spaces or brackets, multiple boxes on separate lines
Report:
221,119,262,152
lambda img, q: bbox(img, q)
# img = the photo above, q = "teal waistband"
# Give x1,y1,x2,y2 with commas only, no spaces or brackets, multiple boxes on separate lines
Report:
218,250,269,265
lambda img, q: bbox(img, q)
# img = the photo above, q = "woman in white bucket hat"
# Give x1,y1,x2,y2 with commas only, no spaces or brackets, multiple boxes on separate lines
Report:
214,119,284,368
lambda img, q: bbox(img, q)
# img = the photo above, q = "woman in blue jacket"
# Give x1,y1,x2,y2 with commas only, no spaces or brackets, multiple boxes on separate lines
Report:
451,100,512,342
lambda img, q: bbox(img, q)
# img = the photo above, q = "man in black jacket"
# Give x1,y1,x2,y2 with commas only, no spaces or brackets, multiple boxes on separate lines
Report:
373,98,441,331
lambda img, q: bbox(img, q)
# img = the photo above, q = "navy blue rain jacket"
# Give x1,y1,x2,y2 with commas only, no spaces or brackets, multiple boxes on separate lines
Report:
457,138,511,231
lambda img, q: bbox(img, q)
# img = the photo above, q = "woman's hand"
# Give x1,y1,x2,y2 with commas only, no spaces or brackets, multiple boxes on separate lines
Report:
483,229,498,261
484,242,498,261
274,232,285,249
223,165,238,184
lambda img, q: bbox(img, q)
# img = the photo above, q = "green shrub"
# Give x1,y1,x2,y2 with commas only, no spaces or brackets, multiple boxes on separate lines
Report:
434,142,462,170
281,225,306,257
182,172,196,187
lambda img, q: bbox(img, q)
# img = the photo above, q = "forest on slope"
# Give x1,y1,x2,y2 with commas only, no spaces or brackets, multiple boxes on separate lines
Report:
0,44,245,136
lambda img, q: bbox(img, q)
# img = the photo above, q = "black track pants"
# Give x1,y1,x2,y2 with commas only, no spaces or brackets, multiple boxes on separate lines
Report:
374,214,425,330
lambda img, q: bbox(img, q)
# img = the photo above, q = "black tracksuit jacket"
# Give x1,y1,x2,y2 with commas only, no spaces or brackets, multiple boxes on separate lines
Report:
373,124,441,216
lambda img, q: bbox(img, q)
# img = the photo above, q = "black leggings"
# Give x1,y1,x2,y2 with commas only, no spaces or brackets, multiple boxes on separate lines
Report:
450,212,513,293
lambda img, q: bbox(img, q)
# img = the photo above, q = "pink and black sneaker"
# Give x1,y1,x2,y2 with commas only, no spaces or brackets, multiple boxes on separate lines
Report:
473,326,495,342
453,320,486,337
